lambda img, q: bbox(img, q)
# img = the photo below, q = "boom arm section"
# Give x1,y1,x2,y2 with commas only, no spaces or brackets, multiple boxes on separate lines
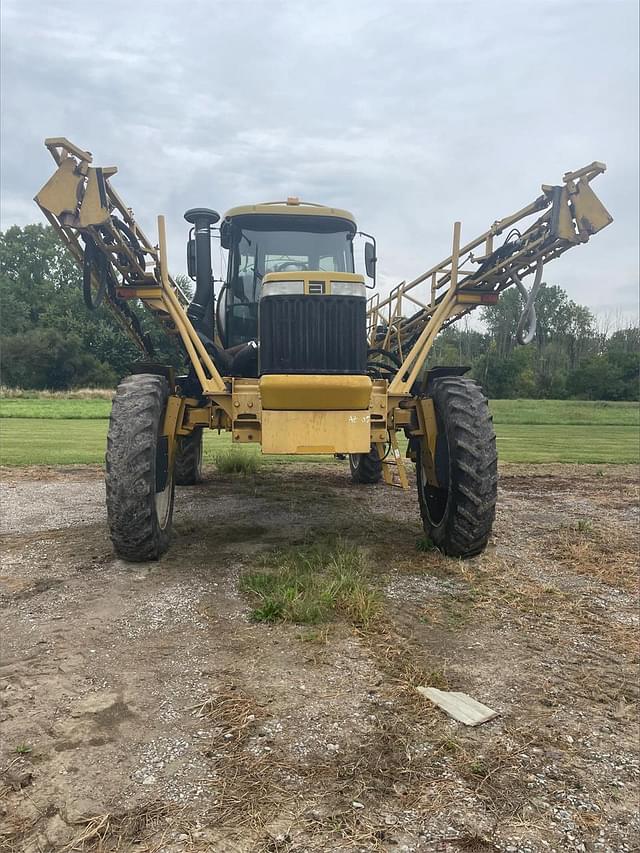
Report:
34,137,227,398
367,163,613,395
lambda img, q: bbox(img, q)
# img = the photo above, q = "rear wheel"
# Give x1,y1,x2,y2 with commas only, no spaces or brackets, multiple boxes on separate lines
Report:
106,373,175,561
349,446,383,484
174,429,204,485
417,377,497,557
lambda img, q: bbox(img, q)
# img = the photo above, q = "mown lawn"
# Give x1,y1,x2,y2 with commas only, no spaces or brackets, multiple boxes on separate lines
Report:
495,423,638,463
1,396,638,426
0,398,638,465
0,419,329,467
489,398,639,426
0,398,112,419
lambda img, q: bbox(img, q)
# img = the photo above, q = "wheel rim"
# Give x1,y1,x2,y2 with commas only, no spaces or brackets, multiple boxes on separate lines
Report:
154,433,173,530
155,473,173,529
195,434,203,477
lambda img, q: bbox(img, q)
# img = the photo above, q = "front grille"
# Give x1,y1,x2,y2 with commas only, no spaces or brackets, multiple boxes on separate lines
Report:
259,295,367,375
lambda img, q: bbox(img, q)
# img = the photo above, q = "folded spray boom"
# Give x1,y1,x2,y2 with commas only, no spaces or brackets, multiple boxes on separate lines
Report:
366,162,612,394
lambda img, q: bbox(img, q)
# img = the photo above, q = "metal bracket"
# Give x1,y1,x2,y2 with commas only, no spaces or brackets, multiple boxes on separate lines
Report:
414,398,439,487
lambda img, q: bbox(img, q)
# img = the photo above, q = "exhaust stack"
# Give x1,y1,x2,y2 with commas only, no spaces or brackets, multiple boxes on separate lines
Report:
184,207,220,338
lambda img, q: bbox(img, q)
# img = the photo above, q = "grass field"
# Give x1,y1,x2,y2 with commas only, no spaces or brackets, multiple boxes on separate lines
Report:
2,397,638,425
0,397,638,465
0,398,112,419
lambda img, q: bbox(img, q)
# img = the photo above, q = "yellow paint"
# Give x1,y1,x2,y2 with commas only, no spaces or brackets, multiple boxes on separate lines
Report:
260,374,372,411
162,395,184,471
261,410,371,454
547,186,579,242
34,157,83,219
262,270,365,295
224,200,356,226
44,137,93,163
416,398,439,487
571,178,614,238
78,168,110,227
156,216,229,402
456,292,496,304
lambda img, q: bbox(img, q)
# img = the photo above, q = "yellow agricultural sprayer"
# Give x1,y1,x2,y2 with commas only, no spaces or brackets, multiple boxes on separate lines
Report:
35,138,612,560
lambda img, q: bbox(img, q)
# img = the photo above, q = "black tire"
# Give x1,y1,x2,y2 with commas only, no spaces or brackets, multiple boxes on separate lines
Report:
349,446,383,484
110,217,146,270
174,429,203,486
82,238,109,310
106,374,175,561
417,377,497,558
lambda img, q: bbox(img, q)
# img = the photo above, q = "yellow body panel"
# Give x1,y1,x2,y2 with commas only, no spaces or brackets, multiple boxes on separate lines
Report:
571,178,614,238
224,200,356,226
78,167,111,228
261,410,371,454
34,157,83,219
262,270,365,295
260,374,372,411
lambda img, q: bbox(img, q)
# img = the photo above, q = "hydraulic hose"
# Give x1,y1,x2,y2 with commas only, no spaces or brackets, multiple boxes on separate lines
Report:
512,259,544,345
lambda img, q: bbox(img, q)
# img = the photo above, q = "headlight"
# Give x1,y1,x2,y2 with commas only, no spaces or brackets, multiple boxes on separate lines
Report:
331,281,366,297
261,280,304,297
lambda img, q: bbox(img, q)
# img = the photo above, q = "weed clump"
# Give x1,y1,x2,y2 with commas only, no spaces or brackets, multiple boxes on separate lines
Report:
240,540,381,628
416,536,438,552
214,447,261,476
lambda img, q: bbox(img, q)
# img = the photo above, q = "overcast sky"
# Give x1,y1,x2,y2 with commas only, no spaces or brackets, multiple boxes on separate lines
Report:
1,0,638,322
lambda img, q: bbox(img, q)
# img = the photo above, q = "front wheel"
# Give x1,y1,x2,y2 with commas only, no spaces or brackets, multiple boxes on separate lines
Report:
106,374,175,561
417,377,497,558
349,446,383,484
174,429,204,485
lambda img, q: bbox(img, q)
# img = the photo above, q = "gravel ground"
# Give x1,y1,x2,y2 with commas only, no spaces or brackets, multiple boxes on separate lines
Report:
0,461,638,853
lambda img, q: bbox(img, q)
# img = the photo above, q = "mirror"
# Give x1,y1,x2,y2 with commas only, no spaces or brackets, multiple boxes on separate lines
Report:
364,241,376,280
220,219,232,250
187,238,196,279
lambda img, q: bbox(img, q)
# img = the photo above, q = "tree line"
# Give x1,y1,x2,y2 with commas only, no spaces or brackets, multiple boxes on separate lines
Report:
426,287,638,400
0,224,182,390
1,224,638,400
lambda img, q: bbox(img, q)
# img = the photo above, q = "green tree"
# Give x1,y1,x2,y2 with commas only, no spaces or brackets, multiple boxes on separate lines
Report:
566,351,639,401
472,344,536,398
606,327,640,355
480,288,521,358
478,283,600,398
1,328,117,389
0,224,183,389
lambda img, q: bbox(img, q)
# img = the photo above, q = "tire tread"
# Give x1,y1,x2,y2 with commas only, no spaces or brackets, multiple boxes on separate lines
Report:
418,377,497,558
349,446,383,484
174,429,204,486
105,373,174,561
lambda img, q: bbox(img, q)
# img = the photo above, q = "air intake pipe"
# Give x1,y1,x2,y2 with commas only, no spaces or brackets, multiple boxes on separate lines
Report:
184,207,220,338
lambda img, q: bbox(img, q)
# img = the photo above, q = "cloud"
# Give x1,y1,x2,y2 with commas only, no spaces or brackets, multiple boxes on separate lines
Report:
1,0,637,322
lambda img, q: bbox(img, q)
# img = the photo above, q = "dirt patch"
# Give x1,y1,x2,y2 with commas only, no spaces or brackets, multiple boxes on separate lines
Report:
0,462,638,852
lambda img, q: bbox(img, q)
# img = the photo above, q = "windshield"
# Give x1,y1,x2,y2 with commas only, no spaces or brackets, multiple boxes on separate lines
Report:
228,214,355,303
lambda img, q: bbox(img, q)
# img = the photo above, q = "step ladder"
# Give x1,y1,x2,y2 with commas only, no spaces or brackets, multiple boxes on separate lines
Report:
376,431,410,490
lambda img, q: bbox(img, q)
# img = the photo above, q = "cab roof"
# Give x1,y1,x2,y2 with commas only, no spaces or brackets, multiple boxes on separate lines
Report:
223,198,356,227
